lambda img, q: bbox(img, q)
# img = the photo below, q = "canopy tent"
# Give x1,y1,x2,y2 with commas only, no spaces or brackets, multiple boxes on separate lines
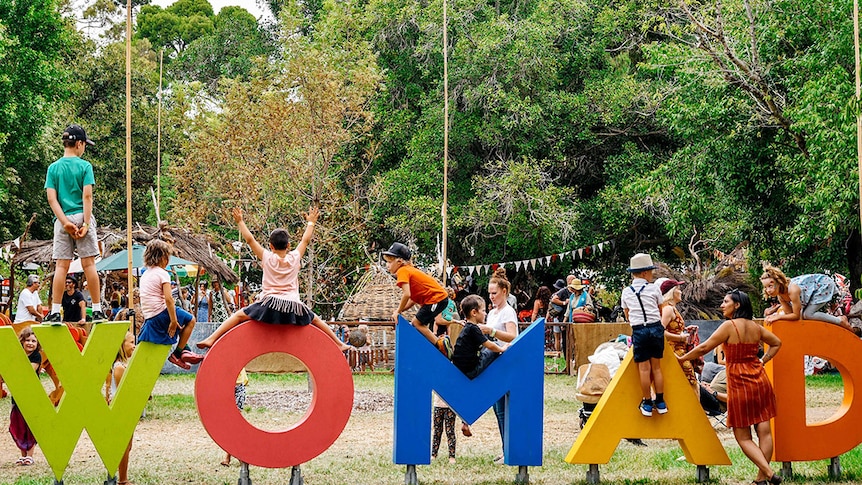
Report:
95,245,196,272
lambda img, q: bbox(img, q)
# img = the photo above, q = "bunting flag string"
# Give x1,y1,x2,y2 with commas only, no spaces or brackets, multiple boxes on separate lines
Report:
455,239,614,276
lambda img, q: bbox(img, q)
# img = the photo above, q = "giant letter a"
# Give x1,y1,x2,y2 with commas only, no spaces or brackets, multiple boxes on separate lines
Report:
393,316,544,466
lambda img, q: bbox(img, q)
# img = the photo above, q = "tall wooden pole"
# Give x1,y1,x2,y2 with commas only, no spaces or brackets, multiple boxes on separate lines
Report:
126,0,134,299
855,0,862,231
441,0,449,286
157,49,163,221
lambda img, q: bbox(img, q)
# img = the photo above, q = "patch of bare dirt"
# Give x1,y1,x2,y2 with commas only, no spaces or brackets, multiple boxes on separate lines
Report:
245,389,393,413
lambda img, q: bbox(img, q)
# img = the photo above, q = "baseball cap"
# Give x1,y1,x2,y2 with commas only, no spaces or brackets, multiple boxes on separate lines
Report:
659,278,686,295
382,242,411,260
26,274,40,285
62,124,95,146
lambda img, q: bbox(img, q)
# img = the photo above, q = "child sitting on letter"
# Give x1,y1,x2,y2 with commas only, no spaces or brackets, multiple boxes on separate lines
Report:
620,253,667,416
137,239,204,369
451,295,506,379
197,207,349,351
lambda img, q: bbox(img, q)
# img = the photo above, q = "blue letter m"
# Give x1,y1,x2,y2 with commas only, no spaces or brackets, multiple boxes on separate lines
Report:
393,316,544,465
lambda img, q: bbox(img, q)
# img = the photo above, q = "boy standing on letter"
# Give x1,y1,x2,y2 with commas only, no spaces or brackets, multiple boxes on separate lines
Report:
44,125,107,323
621,253,667,416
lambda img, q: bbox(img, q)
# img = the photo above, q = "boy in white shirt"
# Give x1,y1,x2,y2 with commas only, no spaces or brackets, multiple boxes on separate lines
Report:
620,253,667,417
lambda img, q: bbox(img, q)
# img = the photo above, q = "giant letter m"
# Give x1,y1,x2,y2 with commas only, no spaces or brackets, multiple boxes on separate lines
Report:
393,316,544,465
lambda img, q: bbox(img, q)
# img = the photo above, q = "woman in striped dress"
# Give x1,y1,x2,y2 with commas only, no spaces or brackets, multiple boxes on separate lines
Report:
679,290,782,485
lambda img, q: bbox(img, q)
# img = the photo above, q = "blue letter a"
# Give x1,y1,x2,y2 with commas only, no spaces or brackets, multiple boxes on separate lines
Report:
393,316,544,465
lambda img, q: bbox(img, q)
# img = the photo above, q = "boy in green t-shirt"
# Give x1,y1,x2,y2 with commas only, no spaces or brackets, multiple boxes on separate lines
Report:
44,124,107,323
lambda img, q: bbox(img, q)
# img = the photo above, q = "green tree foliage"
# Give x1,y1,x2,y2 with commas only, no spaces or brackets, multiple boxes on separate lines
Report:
170,6,277,91
0,0,81,240
170,0,380,309
137,0,214,56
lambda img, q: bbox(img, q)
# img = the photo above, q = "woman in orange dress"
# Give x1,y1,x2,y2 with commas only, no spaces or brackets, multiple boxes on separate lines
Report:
679,289,782,485
657,278,698,396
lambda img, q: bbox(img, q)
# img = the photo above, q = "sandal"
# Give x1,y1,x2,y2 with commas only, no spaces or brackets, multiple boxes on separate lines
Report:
14,457,25,465
768,474,782,485
21,456,34,466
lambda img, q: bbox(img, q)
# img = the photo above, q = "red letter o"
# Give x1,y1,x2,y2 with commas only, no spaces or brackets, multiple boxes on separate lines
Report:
195,321,353,468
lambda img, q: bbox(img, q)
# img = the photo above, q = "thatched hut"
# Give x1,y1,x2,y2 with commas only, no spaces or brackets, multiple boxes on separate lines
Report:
10,223,237,283
337,264,416,321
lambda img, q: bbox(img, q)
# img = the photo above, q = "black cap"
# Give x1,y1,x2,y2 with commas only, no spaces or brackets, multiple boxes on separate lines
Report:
62,124,95,146
382,242,411,260
553,279,566,290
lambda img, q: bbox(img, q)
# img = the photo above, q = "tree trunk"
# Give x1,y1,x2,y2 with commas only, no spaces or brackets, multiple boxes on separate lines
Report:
846,230,862,300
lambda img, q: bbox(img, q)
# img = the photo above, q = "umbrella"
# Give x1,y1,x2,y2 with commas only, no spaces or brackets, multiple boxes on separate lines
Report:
95,245,198,272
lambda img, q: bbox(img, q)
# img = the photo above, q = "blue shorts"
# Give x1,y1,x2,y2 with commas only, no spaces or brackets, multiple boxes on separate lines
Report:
138,307,195,345
632,322,664,363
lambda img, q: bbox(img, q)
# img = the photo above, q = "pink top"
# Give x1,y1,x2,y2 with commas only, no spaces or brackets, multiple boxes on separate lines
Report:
259,249,301,302
140,266,170,318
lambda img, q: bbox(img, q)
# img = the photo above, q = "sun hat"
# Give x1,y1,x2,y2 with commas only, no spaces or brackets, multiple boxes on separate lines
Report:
659,278,686,295
567,279,585,291
627,253,656,273
62,124,95,146
553,279,566,290
382,242,411,261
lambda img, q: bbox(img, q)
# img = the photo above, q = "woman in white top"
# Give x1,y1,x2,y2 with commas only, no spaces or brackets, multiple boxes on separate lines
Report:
478,267,519,464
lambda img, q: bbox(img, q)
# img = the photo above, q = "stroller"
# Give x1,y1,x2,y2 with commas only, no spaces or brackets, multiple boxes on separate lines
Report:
575,361,647,446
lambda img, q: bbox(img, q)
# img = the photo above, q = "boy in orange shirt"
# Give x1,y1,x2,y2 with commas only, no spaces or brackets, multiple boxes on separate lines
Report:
383,243,450,345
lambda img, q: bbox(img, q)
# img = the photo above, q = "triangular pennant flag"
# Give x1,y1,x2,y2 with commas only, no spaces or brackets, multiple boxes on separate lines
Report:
491,263,499,272
483,265,491,274
244,261,251,270
446,266,453,277
544,256,551,265
515,261,522,271
530,259,537,270
551,254,558,262
13,237,20,249
230,260,237,269
578,248,584,258
598,242,605,252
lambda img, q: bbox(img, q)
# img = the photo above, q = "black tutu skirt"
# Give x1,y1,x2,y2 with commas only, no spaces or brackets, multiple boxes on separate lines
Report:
243,296,315,325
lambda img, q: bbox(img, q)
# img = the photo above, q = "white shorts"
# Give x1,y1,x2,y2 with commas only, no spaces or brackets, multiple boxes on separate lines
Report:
52,214,99,260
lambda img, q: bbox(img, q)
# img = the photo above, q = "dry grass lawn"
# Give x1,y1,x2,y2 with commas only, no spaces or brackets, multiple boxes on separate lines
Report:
0,372,857,484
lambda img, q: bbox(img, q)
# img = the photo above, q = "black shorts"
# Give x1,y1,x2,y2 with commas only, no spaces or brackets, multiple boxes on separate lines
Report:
632,322,664,362
415,298,449,326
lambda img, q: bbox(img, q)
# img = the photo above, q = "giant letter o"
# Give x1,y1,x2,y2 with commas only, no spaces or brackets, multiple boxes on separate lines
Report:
195,321,354,468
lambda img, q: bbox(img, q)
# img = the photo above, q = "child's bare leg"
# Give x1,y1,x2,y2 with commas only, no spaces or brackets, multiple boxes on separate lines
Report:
650,358,664,394
221,452,231,466
197,311,250,349
312,316,350,351
637,361,653,400
176,318,196,353
411,318,438,344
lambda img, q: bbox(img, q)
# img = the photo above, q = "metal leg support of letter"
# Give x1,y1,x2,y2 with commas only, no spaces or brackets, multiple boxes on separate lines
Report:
238,461,252,485
289,465,303,485
405,464,418,485
53,480,64,485
104,474,118,485
515,465,529,483
586,464,600,484
781,461,792,479
696,465,709,483
828,457,841,479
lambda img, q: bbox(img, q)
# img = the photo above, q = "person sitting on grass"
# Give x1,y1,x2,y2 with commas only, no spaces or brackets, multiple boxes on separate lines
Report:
197,207,349,352
137,239,204,370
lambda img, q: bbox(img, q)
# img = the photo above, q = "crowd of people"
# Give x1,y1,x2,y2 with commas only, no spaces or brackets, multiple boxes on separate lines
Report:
1,123,857,482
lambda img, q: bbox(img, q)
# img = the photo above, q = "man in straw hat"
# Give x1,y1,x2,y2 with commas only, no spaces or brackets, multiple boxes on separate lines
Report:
620,253,668,417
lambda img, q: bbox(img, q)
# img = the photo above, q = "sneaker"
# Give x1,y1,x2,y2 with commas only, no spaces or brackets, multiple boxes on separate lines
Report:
90,311,109,323
655,400,668,414
168,353,191,370
44,313,63,326
639,399,654,417
180,349,204,365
